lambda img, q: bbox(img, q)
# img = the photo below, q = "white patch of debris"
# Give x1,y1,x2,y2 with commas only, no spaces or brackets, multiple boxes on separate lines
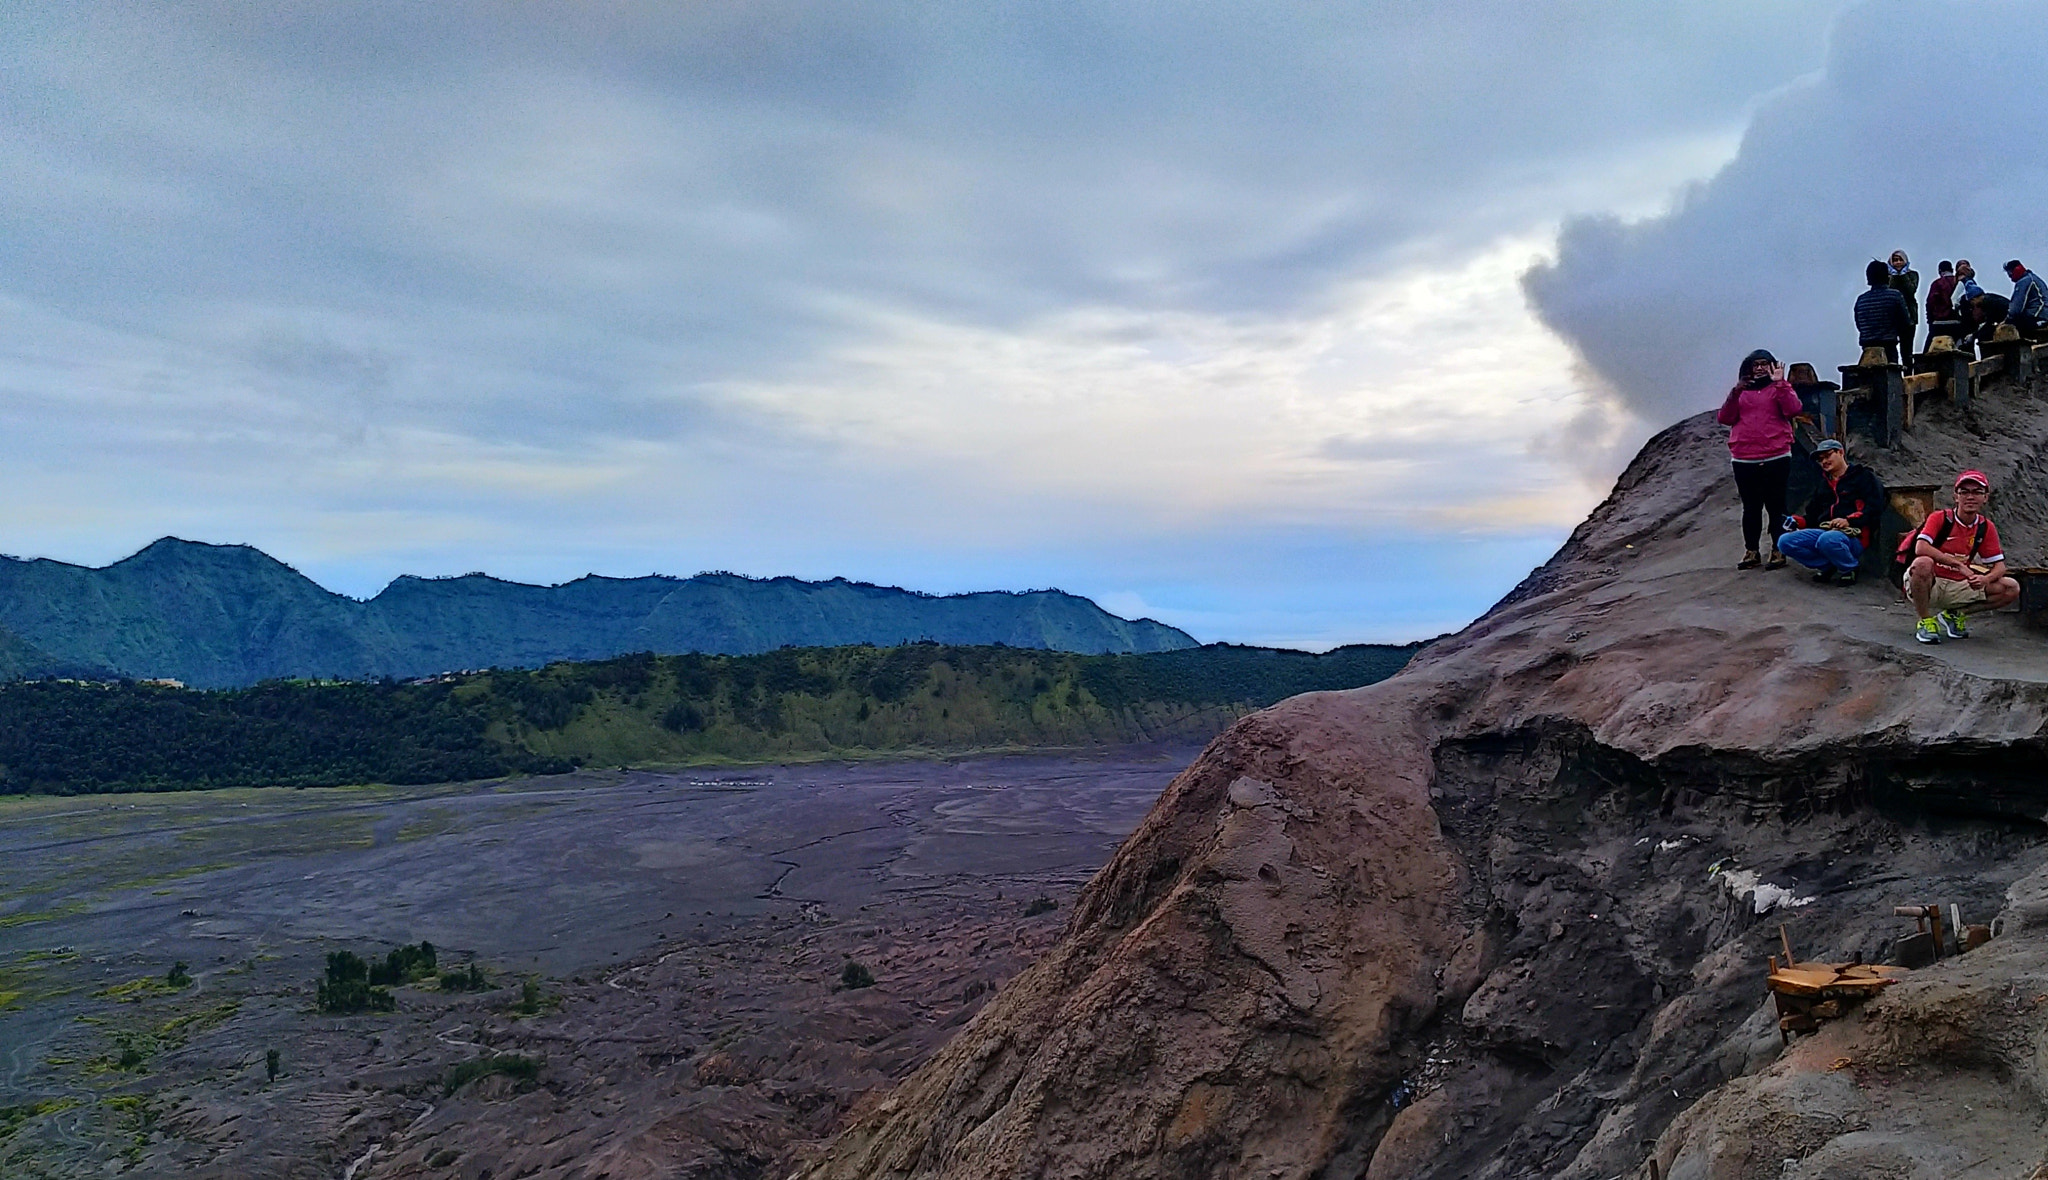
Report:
1718,868,1815,915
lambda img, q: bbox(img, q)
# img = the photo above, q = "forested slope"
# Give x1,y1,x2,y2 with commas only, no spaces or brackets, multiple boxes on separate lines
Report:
0,641,1419,793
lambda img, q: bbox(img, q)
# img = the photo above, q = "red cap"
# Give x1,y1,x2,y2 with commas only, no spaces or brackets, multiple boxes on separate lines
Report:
1955,469,1990,490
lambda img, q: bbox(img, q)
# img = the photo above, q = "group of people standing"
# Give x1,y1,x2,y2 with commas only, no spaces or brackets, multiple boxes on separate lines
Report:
1855,250,2048,366
1717,348,2018,645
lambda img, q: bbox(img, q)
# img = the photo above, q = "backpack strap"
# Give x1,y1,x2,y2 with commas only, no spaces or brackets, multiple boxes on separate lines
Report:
1936,511,1989,559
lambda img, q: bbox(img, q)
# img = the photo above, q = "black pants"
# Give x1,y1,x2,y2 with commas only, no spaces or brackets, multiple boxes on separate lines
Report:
1732,456,1791,553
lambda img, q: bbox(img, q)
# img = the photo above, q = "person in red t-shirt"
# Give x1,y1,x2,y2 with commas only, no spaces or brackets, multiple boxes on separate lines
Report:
1904,469,2019,643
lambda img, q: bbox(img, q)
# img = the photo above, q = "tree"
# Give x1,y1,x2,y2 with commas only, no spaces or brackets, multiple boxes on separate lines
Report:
316,950,394,1014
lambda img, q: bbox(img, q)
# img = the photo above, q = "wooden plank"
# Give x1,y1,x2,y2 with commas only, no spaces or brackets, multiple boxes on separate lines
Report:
1904,372,1940,395
1770,967,1839,985
1767,960,1907,998
1768,974,1900,998
1768,970,1839,996
1836,963,1905,978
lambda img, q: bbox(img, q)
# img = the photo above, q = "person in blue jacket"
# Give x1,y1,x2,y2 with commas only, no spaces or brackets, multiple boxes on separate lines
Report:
2005,259,2048,335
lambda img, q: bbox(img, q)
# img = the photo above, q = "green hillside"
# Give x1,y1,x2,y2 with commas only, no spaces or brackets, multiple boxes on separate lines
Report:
0,539,1197,687
0,624,108,682
0,641,1420,794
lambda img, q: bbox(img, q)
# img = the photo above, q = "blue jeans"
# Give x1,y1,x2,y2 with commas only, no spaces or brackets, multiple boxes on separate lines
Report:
1777,528,1862,571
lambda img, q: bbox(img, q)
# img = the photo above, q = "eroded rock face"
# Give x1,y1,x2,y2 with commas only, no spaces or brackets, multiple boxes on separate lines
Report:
792,710,1467,1178
798,377,2048,1178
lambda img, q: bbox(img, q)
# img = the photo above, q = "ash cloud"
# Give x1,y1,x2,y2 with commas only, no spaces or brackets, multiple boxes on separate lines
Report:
1526,0,2048,428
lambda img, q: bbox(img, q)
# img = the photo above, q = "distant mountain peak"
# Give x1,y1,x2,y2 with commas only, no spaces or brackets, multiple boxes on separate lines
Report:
0,540,1198,686
119,536,298,571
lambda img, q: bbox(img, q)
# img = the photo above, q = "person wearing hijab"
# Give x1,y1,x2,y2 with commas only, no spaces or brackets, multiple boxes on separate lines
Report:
1716,348,1803,569
1889,251,1920,371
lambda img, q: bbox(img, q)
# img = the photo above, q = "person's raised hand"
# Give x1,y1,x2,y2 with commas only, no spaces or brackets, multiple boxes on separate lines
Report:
1768,362,1785,382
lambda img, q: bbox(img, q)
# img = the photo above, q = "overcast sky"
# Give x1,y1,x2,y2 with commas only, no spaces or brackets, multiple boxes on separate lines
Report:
7,0,1983,647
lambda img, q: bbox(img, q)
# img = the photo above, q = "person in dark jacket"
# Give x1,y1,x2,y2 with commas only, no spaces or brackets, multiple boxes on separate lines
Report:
1889,251,1920,369
1776,440,1885,585
1925,260,1962,352
1965,291,2011,343
1854,259,1912,362
2005,259,2048,335
1786,362,1839,440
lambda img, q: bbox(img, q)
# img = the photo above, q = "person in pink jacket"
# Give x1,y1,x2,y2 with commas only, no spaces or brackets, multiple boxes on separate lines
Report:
1716,348,1805,569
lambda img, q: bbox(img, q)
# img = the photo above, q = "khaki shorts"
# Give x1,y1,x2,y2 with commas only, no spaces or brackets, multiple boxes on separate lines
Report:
1904,572,1988,611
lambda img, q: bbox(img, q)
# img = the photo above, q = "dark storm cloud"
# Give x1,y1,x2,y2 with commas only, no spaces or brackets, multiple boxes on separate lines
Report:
1526,0,2048,426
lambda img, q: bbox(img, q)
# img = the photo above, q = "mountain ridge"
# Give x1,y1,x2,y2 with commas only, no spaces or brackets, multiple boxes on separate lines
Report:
0,538,1198,688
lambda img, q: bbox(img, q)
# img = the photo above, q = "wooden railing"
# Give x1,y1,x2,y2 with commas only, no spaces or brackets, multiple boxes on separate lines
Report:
1831,326,2046,448
1818,329,2048,629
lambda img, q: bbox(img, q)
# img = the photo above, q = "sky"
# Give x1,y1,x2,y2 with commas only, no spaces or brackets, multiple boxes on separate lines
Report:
7,0,2019,648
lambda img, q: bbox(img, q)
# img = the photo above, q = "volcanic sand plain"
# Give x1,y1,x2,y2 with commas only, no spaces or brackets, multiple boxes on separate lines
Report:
0,745,1193,1178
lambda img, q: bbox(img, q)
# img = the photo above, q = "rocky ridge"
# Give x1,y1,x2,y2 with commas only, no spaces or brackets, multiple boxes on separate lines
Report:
793,373,2048,1178
0,542,1197,688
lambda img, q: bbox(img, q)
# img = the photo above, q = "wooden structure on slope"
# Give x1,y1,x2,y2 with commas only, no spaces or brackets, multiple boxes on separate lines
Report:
1765,925,1904,1042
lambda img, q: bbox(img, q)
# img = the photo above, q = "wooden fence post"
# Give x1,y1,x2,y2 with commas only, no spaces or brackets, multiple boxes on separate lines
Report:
1982,324,2032,384
1840,347,1904,448
1923,337,1974,411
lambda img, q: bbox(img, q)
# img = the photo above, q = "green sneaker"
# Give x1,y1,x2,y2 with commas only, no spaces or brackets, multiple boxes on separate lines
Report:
1915,616,1942,645
1937,609,1971,639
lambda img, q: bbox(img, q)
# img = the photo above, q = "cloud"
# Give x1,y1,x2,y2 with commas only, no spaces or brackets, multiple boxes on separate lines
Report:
1526,0,2048,431
0,1,1853,643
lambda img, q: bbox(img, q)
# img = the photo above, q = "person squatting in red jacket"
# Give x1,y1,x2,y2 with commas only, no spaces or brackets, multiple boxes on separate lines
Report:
1905,469,2020,644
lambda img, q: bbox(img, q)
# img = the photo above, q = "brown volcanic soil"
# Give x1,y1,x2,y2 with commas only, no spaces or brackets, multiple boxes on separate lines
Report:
796,375,2048,1179
0,747,1192,1178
